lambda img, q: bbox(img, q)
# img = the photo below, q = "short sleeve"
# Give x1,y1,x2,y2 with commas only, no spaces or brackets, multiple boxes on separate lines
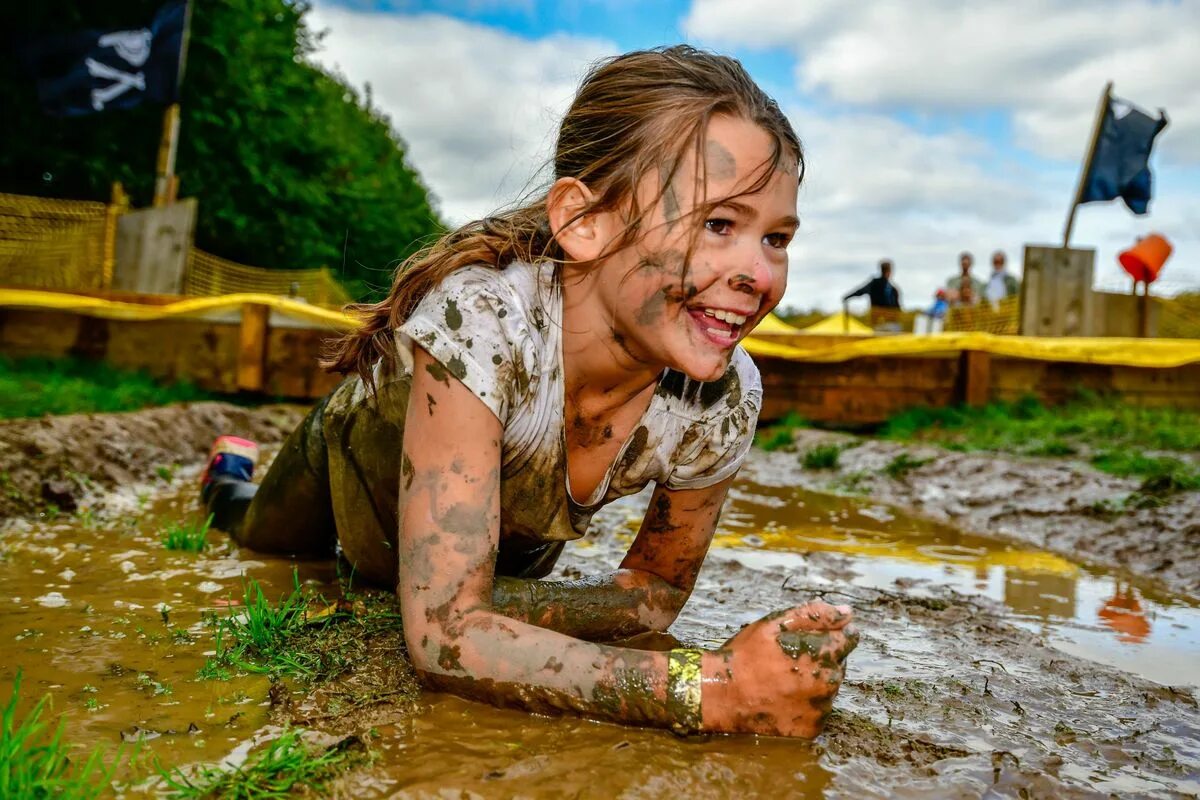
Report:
663,350,763,491
398,267,535,424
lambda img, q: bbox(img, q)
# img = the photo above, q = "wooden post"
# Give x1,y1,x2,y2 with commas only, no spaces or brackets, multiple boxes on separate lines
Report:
237,303,269,391
958,349,992,407
1063,82,1113,248
152,103,181,208
1138,281,1150,338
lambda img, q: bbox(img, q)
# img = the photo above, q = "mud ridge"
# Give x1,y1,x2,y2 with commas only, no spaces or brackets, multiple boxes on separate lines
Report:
745,431,1200,601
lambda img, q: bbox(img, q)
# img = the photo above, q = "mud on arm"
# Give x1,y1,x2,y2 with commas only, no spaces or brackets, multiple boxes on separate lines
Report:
399,346,680,727
490,480,729,641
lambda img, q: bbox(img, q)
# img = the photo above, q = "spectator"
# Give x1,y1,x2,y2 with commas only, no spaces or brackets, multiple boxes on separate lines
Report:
922,289,949,333
984,250,1020,309
844,259,901,309
946,251,984,306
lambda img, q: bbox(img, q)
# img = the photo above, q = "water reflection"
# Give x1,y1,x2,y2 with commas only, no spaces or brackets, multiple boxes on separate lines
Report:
716,479,1196,686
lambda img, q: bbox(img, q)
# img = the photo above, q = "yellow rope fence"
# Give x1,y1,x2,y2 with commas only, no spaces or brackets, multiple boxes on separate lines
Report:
1157,293,1200,339
0,191,119,291
944,295,1021,334
183,248,352,308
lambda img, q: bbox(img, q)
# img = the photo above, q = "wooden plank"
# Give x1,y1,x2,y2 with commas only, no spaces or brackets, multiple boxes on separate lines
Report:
237,303,269,392
958,350,991,407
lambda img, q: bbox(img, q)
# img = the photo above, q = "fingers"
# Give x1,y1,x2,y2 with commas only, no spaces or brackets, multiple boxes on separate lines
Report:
777,626,858,668
774,601,854,633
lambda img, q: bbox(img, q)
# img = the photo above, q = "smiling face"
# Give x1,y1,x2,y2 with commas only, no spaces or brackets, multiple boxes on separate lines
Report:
589,115,799,382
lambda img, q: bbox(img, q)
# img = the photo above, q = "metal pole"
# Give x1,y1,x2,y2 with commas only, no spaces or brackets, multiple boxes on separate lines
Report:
1062,81,1113,248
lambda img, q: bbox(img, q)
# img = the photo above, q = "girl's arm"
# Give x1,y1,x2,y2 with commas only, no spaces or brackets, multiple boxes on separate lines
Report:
399,346,857,736
490,479,729,641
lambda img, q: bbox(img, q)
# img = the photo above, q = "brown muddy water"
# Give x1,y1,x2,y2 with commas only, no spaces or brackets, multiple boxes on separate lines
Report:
2,469,1198,798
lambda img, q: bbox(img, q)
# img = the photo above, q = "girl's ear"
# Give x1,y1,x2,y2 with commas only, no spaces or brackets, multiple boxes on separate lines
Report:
547,177,609,263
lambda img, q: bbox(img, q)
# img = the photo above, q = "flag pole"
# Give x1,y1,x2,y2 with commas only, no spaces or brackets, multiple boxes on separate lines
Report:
153,0,193,207
1062,81,1113,248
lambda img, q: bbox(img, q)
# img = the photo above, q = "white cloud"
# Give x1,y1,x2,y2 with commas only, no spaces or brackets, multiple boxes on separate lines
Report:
684,0,1200,163
308,4,613,224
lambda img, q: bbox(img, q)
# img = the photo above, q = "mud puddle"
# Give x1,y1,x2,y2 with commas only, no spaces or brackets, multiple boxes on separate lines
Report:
2,467,1198,796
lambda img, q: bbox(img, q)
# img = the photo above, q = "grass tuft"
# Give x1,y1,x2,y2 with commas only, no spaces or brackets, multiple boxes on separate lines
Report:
0,356,211,420
802,443,841,470
200,571,323,679
1,671,119,799
158,726,367,799
161,514,214,553
754,411,809,452
883,452,934,480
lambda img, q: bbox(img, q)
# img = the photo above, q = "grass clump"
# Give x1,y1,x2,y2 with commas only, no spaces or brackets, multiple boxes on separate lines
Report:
1090,451,1200,494
802,443,841,470
161,514,214,553
1,672,119,798
201,572,323,679
0,356,211,420
883,452,933,480
754,411,809,452
159,726,367,799
882,393,1200,462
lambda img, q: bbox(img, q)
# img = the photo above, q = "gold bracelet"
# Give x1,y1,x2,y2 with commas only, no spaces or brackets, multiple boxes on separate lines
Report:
666,648,703,735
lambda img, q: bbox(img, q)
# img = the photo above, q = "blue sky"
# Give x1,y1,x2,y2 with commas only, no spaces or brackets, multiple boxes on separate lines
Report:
312,0,1199,311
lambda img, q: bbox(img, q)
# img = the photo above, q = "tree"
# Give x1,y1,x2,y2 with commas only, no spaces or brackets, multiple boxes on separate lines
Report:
0,0,443,299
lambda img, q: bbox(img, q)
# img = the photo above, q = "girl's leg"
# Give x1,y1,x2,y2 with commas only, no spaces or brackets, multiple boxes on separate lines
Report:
202,393,338,557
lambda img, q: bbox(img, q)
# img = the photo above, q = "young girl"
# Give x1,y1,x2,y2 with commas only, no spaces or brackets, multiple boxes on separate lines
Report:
201,45,857,738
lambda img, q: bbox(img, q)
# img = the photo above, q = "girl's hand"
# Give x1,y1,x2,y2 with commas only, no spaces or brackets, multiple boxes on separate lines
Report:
700,601,858,737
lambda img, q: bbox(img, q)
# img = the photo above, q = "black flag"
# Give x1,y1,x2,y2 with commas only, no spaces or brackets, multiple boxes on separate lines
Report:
20,1,186,117
1079,98,1168,215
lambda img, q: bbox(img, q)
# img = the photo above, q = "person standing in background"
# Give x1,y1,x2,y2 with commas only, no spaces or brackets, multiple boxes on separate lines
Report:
984,250,1020,309
946,252,984,306
843,259,901,309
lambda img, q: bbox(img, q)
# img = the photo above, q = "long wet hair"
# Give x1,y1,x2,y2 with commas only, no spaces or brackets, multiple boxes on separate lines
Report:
323,45,804,390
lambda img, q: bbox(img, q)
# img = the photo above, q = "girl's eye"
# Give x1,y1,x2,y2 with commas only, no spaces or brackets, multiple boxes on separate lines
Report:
705,218,734,235
764,232,793,250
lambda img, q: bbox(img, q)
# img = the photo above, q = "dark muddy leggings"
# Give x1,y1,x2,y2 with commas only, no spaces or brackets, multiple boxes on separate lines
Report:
204,394,338,557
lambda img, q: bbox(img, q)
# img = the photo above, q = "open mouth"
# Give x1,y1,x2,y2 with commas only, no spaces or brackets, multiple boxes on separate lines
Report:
686,306,755,346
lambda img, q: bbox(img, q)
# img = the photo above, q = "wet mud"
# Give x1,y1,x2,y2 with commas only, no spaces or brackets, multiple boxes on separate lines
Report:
761,429,1200,601
1,404,1198,797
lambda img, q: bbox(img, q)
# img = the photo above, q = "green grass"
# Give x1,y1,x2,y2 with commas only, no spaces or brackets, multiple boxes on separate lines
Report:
801,443,841,470
881,395,1200,490
1,672,120,799
754,411,809,452
161,514,214,553
201,572,324,679
158,726,367,799
0,356,211,419
883,452,934,480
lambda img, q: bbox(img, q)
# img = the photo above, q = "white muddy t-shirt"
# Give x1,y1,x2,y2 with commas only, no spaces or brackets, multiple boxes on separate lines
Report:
395,260,762,558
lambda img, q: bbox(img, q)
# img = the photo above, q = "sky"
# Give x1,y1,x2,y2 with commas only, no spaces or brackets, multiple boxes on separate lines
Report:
309,0,1200,312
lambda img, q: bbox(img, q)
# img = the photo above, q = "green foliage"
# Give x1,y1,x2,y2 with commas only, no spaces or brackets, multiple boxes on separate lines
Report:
754,411,809,452
802,443,841,470
1,672,119,798
882,394,1200,458
0,1,443,300
1090,451,1200,494
201,571,321,678
883,452,933,480
0,356,209,419
159,726,366,799
161,514,213,553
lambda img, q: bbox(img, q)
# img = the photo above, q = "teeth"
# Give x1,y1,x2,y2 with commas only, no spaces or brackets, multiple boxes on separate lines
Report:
702,308,748,326
705,326,739,339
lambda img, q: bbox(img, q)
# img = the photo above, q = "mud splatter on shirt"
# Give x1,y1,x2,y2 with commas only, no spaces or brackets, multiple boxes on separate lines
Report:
327,261,761,579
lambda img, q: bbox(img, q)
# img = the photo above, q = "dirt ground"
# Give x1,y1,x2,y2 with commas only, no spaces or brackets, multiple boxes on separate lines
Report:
2,403,1197,797
757,429,1200,602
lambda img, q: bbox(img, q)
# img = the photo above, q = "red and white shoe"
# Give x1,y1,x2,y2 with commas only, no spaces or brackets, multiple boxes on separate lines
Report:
200,435,259,496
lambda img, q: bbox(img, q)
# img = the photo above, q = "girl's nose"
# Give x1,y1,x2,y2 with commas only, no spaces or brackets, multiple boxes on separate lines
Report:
727,256,773,296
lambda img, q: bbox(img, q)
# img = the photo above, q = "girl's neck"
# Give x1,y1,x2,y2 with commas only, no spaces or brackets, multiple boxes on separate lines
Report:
559,265,663,413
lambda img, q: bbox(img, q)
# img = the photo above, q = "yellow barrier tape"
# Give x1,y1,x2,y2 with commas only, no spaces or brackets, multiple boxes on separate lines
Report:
2,288,1199,369
0,288,356,331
